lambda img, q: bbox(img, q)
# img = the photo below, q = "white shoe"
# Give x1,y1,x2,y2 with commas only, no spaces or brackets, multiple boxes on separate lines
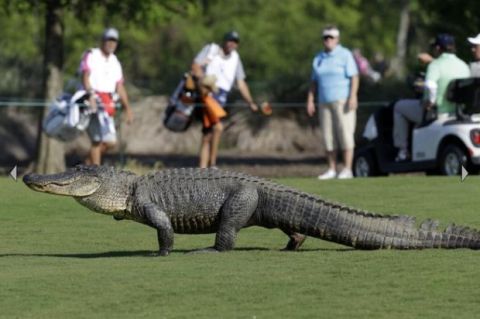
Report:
337,169,353,179
395,149,410,162
318,169,337,180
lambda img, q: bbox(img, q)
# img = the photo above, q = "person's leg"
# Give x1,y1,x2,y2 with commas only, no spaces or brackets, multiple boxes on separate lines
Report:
393,99,422,159
393,99,422,148
89,141,115,166
330,100,355,178
86,113,101,165
318,103,337,179
319,151,337,180
343,149,354,170
89,143,102,165
325,151,336,171
393,111,409,150
340,147,355,179
209,122,224,167
97,114,117,165
99,142,116,164
200,89,228,169
336,100,356,172
199,131,213,168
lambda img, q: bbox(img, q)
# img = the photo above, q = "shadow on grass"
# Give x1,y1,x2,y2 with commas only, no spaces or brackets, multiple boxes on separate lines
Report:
0,247,354,258
0,250,155,258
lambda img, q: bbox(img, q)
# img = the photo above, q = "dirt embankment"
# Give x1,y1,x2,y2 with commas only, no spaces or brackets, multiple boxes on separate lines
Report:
1,96,328,176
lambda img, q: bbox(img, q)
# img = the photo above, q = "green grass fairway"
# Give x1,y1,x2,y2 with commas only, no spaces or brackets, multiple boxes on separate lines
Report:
1,175,480,318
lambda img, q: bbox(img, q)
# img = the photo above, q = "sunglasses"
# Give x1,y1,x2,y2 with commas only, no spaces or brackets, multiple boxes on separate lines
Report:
323,35,335,40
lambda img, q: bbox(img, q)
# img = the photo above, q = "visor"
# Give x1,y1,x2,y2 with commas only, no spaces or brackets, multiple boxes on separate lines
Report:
323,29,340,38
468,34,480,45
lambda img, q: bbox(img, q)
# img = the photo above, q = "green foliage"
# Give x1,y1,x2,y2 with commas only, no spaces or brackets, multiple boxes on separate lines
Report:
416,0,480,62
1,176,480,318
0,1,44,96
1,0,479,100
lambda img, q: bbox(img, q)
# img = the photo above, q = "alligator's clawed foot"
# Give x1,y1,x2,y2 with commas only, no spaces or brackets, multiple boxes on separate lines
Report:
186,247,220,255
150,249,170,257
282,233,307,251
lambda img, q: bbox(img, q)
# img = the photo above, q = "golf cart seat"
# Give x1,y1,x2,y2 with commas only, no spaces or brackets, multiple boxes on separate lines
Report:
446,77,480,120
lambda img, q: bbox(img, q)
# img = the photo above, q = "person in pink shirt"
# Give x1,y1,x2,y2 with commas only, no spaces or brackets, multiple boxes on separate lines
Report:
80,28,133,165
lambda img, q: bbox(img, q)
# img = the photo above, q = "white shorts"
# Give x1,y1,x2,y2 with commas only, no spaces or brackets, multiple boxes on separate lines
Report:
319,100,356,151
87,111,117,144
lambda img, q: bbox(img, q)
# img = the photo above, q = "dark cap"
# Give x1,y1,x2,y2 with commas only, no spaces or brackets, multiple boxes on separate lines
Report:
223,31,240,43
433,33,455,49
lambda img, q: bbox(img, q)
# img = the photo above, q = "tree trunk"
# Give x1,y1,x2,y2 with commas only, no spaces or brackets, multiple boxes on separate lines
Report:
35,0,65,174
390,0,410,79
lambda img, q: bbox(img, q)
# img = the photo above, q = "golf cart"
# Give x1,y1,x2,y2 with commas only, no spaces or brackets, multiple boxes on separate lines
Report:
353,77,480,176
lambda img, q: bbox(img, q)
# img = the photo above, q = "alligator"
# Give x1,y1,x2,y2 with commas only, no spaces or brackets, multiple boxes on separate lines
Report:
23,165,480,255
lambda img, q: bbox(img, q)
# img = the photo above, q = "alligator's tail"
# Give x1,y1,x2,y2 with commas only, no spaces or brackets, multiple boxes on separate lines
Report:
261,190,480,249
302,208,480,249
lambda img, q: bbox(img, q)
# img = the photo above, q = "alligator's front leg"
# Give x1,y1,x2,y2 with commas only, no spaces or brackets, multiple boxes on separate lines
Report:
142,203,174,256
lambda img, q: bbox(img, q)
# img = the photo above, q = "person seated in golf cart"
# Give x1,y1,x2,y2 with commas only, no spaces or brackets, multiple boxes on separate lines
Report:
393,33,470,161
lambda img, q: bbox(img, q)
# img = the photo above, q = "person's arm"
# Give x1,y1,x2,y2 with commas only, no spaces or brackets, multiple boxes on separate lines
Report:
236,79,258,112
191,44,212,78
116,82,133,124
82,70,92,92
191,62,204,78
422,80,437,110
80,51,98,111
422,62,439,110
81,68,97,111
307,81,316,117
347,75,359,111
345,50,359,111
418,52,434,65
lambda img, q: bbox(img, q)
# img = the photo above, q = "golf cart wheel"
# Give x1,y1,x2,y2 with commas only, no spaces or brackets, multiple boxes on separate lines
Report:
353,150,379,177
439,144,468,176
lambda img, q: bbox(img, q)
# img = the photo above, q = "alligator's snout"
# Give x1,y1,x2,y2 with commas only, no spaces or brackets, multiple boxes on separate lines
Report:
23,173,50,192
23,173,41,188
23,172,71,188
23,173,37,186
23,169,102,197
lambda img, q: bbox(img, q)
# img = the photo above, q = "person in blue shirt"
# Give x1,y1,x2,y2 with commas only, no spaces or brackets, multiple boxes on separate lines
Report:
306,25,359,179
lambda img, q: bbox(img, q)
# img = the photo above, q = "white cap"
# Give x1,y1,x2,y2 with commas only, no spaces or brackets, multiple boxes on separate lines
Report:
102,28,119,41
468,33,480,45
323,28,340,38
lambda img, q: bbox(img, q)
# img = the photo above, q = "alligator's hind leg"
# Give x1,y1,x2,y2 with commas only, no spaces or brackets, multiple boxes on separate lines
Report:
143,203,174,256
282,232,307,251
213,186,259,252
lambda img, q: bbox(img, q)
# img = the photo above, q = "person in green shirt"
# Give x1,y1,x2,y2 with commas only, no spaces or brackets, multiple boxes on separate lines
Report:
393,33,470,161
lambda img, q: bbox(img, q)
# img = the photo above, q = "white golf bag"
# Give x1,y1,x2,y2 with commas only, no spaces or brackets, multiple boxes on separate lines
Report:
43,90,92,142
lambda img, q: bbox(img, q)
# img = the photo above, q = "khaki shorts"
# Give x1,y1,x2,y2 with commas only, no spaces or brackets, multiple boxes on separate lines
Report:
87,111,117,144
319,100,356,151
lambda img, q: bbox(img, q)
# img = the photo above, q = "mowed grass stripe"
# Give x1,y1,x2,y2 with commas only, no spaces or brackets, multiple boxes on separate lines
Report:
0,176,479,318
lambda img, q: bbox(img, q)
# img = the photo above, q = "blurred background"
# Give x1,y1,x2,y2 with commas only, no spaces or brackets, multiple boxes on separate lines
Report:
1,0,479,175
